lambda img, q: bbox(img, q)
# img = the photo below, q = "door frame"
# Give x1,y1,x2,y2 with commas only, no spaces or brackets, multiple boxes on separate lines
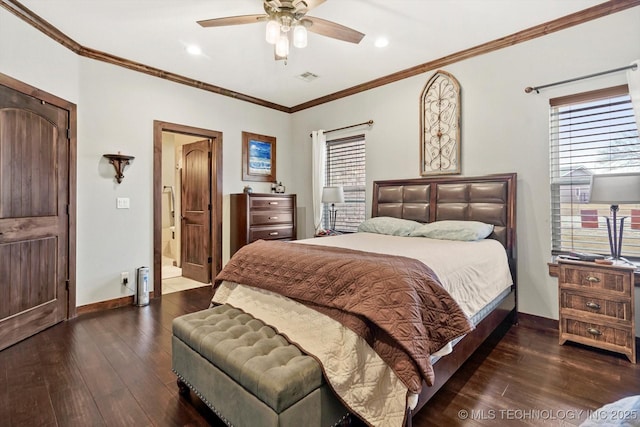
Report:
153,121,222,297
0,72,77,318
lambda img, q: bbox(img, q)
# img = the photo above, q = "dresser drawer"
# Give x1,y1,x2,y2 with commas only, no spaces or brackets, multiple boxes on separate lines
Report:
560,290,632,322
249,197,294,209
250,211,293,226
561,317,634,350
249,226,294,241
559,265,631,296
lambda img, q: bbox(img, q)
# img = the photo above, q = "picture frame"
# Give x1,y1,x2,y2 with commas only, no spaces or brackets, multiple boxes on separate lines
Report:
242,131,276,182
420,70,461,176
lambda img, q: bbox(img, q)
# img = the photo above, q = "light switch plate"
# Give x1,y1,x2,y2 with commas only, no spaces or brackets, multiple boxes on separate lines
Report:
116,197,130,209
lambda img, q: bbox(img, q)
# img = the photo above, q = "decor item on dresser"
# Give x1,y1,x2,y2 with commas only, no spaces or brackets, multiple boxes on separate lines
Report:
242,131,276,182
420,70,461,176
557,259,636,363
229,193,296,256
322,186,344,232
103,152,134,183
588,172,640,260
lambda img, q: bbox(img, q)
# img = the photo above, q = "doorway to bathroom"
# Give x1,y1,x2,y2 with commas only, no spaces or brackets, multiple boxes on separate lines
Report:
153,121,222,297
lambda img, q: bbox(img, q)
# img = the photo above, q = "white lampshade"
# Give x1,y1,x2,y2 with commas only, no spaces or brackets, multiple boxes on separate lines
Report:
265,20,280,44
589,173,640,204
293,25,307,48
275,34,290,58
322,186,344,204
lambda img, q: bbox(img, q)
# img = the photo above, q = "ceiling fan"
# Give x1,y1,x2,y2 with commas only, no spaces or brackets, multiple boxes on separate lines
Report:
197,0,365,60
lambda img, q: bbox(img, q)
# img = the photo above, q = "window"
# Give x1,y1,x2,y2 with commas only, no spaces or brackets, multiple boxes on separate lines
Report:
550,85,640,257
323,135,366,232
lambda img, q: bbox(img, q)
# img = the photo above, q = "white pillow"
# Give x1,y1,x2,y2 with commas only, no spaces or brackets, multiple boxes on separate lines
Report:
409,220,494,241
357,216,423,236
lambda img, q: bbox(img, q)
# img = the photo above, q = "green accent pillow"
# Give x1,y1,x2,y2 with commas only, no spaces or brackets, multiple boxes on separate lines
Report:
409,220,494,241
357,216,423,236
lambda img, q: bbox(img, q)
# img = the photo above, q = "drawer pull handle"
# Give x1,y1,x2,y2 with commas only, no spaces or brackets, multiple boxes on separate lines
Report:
269,202,278,205
585,302,601,310
269,232,279,236
585,275,600,283
269,216,279,220
587,327,602,336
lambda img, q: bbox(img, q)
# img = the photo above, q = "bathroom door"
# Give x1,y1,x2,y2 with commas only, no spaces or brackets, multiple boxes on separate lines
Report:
181,139,211,283
0,79,72,350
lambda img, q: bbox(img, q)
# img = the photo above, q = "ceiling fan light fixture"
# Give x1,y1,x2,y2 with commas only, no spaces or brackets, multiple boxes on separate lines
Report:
280,15,293,32
293,25,308,48
265,19,280,44
275,33,290,57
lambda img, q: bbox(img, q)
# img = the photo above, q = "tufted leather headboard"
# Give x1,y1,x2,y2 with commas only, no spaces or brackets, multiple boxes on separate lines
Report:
372,173,517,260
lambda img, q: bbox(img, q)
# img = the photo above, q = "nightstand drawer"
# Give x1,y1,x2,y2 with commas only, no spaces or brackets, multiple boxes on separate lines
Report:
249,226,294,241
560,290,632,322
250,211,293,226
561,317,634,350
560,265,631,295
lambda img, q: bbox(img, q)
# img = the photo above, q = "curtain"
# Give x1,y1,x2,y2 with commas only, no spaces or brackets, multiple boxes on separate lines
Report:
628,59,640,130
311,130,326,233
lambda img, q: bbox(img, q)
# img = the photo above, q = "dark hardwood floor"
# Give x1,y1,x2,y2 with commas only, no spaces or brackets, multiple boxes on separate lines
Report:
1,286,638,426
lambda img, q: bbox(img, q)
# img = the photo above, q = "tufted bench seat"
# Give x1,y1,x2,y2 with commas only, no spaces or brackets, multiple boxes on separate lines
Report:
172,304,349,427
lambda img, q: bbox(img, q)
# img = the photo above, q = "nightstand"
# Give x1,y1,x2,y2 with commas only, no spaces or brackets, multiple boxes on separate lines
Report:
557,259,636,363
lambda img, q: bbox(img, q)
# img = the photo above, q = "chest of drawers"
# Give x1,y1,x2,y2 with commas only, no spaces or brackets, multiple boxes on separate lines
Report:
558,259,636,363
230,193,297,256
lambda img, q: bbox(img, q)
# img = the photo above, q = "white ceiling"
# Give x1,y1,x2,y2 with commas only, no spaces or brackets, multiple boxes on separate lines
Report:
19,0,604,107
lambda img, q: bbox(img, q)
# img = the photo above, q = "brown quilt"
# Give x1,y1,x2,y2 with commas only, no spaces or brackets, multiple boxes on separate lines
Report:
214,239,473,393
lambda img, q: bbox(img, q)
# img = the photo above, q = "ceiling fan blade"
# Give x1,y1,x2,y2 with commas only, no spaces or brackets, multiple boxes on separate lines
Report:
197,14,267,28
305,17,364,44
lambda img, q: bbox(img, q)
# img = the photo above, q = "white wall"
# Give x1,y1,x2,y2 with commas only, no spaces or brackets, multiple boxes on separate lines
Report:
291,8,640,326
3,5,640,326
1,7,293,306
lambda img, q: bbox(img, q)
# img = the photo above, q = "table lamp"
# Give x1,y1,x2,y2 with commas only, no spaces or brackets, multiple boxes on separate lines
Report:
589,172,640,260
322,186,344,232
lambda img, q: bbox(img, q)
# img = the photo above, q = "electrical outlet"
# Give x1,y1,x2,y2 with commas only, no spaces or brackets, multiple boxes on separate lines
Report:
120,272,129,286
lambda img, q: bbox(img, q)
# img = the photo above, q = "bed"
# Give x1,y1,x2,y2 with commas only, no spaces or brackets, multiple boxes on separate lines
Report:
209,173,517,426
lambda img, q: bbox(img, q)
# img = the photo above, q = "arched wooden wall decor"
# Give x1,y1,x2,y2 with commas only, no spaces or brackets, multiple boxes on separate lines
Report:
420,70,461,175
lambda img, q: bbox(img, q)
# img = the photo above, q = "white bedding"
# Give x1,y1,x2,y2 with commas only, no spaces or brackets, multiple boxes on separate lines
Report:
295,232,514,317
212,232,514,427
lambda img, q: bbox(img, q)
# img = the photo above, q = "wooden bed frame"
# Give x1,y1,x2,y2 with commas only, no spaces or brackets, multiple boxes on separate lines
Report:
371,173,517,421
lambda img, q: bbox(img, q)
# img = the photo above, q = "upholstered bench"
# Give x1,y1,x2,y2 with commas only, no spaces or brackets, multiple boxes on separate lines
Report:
172,304,350,427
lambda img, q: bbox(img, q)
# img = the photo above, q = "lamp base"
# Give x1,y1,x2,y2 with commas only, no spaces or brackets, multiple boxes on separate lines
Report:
604,204,627,260
328,205,338,231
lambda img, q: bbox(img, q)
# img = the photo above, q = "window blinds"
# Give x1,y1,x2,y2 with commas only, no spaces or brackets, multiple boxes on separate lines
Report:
324,135,366,232
550,85,640,257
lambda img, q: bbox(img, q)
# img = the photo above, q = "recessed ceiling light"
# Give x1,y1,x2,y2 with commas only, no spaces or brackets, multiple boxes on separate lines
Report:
186,45,202,55
374,37,389,48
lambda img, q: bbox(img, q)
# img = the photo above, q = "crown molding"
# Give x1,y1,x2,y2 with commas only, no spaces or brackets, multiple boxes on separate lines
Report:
2,0,638,114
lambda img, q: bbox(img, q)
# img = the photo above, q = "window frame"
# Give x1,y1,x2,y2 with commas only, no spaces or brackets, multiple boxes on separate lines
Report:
323,134,366,233
549,84,640,258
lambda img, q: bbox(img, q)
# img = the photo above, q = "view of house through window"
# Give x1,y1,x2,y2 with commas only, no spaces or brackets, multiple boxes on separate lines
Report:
550,85,640,258
323,134,366,232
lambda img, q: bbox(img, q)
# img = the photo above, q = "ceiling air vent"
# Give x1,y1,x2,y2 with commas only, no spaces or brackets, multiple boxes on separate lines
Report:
296,72,319,83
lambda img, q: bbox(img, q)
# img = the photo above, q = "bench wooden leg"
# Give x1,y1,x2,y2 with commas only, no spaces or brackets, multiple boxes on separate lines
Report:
177,379,190,397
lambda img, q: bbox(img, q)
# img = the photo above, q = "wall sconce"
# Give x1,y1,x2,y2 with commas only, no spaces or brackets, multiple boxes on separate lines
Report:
103,153,134,183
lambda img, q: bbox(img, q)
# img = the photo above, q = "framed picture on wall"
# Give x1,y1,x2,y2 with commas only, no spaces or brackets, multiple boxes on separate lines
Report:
242,131,276,182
